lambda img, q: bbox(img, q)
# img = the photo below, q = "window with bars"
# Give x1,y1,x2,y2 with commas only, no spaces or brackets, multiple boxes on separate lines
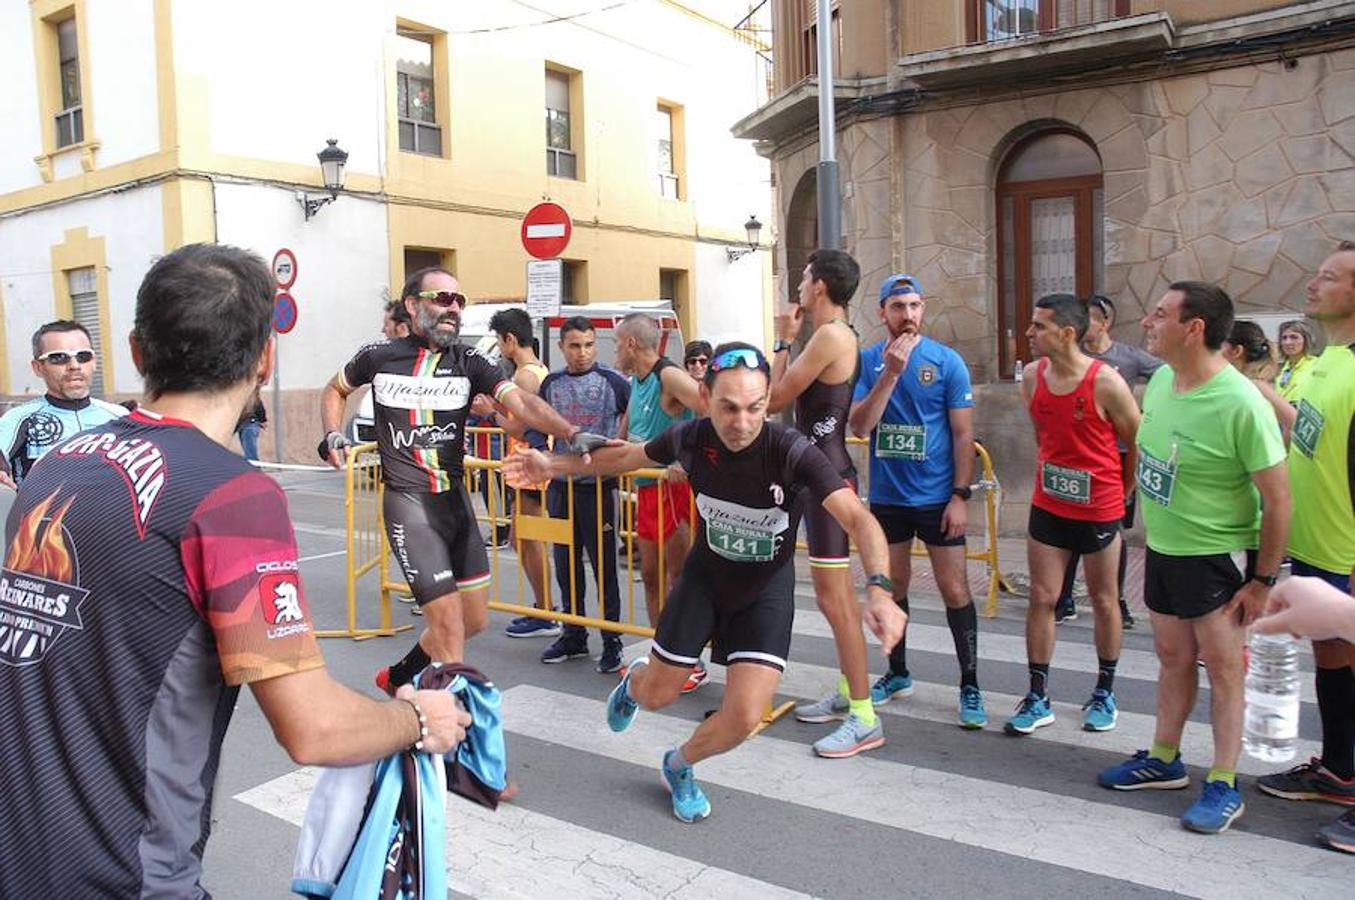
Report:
546,68,577,179
972,0,1129,43
396,30,442,156
66,267,103,394
800,1,841,80
55,17,83,148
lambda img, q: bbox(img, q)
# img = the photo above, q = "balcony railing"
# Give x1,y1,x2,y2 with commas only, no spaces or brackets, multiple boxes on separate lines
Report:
972,0,1130,44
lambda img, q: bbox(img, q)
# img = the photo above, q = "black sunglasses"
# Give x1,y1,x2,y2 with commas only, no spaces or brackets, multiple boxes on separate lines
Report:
415,290,467,308
37,349,96,365
685,356,709,366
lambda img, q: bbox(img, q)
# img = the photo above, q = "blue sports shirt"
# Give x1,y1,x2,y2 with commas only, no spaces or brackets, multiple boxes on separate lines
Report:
853,336,974,507
0,394,125,482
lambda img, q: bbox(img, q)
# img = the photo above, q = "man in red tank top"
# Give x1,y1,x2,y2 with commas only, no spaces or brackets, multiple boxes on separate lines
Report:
1006,294,1142,737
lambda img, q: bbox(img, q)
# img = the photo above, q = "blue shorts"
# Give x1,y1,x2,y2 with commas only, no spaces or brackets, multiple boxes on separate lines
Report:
1289,559,1351,593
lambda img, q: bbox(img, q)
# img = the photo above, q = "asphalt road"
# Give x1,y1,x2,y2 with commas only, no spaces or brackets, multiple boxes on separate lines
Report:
196,471,1350,899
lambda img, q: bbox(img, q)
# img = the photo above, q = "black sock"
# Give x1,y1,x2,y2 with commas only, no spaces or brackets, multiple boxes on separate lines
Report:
1029,662,1050,697
1096,657,1118,694
947,603,979,688
388,642,432,688
1317,665,1355,779
888,594,910,678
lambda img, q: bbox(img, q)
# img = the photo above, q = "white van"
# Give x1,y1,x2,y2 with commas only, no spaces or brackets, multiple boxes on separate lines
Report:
349,301,686,442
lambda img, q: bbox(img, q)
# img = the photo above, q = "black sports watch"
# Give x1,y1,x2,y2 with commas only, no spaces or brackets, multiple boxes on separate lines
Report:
773,339,793,354
865,574,894,593
952,485,973,501
1251,573,1278,587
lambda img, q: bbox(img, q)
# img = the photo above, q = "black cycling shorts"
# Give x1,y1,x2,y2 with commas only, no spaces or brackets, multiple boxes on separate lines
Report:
1028,505,1121,555
652,561,795,672
383,484,491,605
805,475,856,569
870,502,965,548
1143,548,1256,620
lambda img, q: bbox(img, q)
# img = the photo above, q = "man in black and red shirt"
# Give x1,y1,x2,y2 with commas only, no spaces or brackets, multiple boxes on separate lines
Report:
0,244,469,898
504,343,906,823
320,267,583,693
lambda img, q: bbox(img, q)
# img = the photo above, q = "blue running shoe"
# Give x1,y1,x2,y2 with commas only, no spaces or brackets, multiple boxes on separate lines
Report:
1317,808,1355,854
1082,689,1118,732
505,616,562,638
958,685,988,729
1181,780,1245,834
1004,692,1054,736
1098,749,1190,791
606,658,647,732
661,750,711,823
870,673,914,706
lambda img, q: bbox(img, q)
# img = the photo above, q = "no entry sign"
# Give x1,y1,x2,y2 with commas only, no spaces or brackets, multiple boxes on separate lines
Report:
520,202,572,259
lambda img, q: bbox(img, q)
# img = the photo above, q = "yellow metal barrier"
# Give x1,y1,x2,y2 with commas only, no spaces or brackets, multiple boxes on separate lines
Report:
317,443,414,640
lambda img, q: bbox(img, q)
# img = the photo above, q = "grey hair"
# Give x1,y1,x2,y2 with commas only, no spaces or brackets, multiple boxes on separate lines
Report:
617,312,660,350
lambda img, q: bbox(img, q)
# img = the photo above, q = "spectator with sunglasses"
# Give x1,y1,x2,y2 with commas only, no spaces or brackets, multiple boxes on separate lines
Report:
503,343,904,824
0,320,124,490
683,341,712,381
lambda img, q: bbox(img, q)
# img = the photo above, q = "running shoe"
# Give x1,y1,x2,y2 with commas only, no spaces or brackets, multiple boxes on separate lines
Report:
958,685,988,729
1119,600,1136,630
870,673,914,705
1054,597,1078,623
1004,692,1054,736
1317,808,1355,854
505,616,562,638
607,658,647,732
1082,689,1118,732
396,593,416,604
410,605,423,616
1181,780,1246,834
794,691,848,723
661,749,711,823
1098,749,1190,791
540,638,590,664
812,713,885,759
1257,758,1355,805
681,661,709,694
374,667,395,697
596,642,624,675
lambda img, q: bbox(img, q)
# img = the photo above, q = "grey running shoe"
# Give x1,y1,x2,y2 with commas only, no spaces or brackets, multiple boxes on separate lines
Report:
794,691,849,724
812,713,886,759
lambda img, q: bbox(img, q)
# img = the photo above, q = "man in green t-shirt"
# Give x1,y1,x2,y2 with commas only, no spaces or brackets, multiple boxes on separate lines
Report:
1255,241,1355,855
1096,281,1290,837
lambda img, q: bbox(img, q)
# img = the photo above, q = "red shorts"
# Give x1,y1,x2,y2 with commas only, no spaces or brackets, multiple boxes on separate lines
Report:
636,481,692,544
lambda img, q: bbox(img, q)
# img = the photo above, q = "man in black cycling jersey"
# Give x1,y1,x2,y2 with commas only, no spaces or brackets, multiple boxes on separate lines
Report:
320,267,585,692
504,343,905,823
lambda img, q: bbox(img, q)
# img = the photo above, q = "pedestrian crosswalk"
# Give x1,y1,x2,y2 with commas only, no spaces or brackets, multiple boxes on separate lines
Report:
235,598,1344,900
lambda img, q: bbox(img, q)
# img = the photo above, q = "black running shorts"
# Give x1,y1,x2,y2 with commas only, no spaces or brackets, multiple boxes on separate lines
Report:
383,484,491,605
869,501,965,548
652,561,795,672
1028,505,1121,555
1143,548,1256,620
805,475,856,569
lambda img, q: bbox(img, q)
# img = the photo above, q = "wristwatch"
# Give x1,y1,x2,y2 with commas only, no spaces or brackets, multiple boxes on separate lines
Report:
773,339,793,354
1251,573,1278,587
865,573,894,593
952,485,973,501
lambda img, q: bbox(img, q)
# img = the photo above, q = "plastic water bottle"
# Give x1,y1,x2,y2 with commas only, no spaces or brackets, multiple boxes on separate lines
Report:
1013,360,1024,383
1243,632,1300,763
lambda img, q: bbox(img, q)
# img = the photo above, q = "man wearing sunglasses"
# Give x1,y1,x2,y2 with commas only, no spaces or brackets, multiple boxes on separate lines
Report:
504,343,905,823
320,267,584,693
0,320,125,490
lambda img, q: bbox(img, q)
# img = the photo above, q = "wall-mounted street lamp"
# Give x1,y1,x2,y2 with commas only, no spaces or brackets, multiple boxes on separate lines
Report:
296,139,349,221
726,214,763,262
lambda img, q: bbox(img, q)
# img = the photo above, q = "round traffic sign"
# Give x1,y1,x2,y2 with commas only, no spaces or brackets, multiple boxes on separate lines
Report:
520,202,572,259
272,248,298,290
272,292,298,334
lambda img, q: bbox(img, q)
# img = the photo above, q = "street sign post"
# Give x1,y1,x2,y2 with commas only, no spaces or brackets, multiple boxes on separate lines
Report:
272,248,298,290
520,202,572,259
526,259,563,318
269,249,298,463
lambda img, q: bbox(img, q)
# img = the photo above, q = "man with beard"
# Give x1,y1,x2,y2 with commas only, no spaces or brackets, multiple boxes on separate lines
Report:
320,267,585,692
848,274,989,728
0,320,125,489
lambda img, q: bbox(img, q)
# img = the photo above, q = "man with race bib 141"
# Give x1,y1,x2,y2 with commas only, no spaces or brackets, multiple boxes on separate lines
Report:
320,267,587,693
848,274,988,729
1007,294,1140,738
505,344,904,823
0,320,124,490
1097,281,1289,836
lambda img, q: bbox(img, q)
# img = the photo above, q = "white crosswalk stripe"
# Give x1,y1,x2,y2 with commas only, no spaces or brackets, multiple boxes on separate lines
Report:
498,686,1348,900
235,767,812,900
